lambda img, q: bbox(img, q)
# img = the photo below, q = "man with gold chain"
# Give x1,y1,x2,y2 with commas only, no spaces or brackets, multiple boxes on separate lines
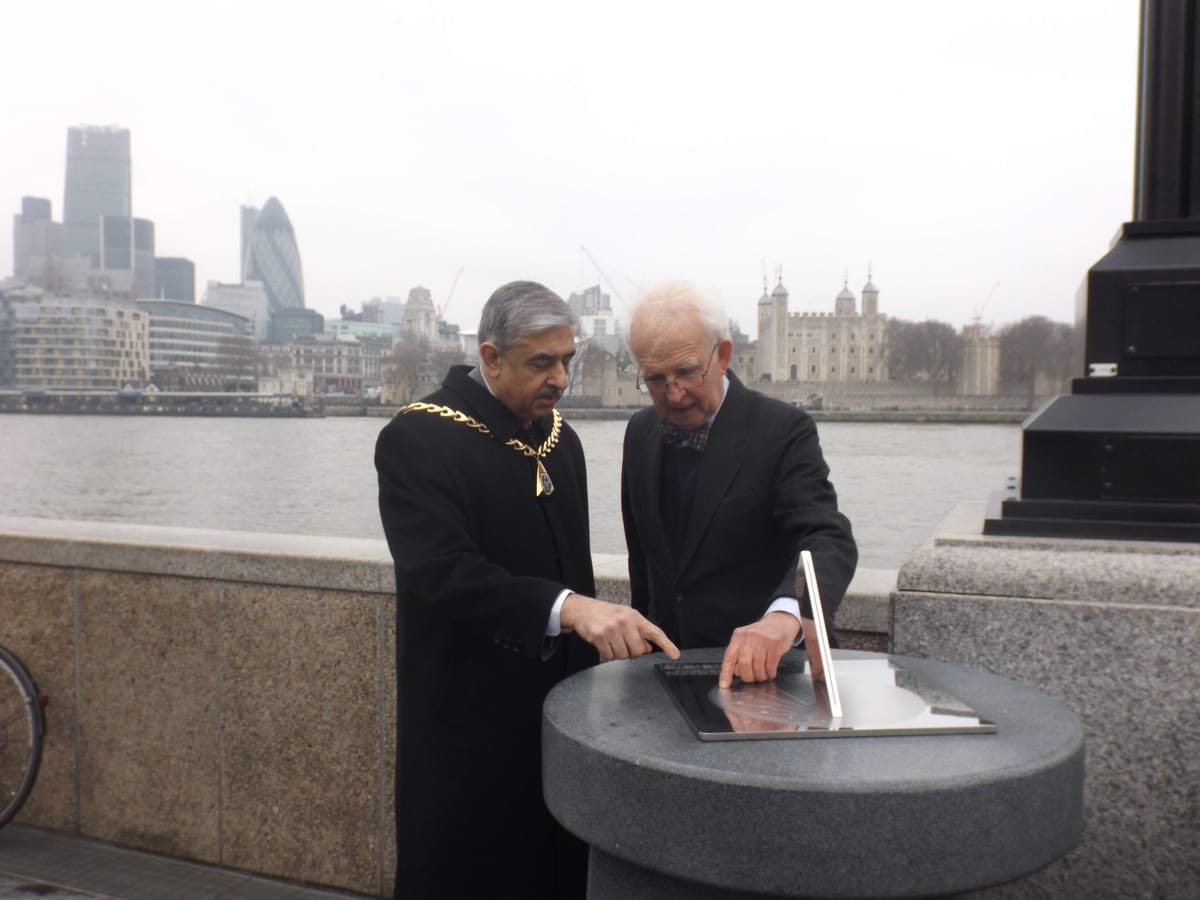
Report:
376,281,678,900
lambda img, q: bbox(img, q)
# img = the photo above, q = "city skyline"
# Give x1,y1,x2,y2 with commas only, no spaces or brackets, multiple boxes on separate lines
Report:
2,1,1139,339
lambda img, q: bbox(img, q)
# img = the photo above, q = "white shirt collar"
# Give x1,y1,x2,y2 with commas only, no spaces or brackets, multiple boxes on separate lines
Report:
706,373,730,426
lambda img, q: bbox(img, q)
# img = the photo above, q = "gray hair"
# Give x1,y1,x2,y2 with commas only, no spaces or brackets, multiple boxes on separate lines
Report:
477,281,576,352
626,282,729,345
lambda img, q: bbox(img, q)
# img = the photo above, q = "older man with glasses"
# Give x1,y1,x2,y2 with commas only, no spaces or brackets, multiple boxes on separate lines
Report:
621,281,857,689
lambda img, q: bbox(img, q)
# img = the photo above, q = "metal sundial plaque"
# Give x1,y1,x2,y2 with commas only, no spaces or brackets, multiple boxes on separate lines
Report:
656,551,997,741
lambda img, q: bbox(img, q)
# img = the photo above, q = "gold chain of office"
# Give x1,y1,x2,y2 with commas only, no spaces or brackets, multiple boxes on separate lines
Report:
398,402,562,496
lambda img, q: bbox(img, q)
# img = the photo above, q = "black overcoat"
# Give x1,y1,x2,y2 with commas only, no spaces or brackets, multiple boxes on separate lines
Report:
621,370,857,649
376,365,596,899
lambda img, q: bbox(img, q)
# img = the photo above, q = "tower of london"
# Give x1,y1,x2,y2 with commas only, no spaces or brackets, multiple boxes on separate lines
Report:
755,272,887,383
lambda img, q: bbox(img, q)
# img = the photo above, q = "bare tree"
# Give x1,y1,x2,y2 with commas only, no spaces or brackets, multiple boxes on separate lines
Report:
922,320,962,383
998,316,1075,397
382,334,467,405
885,318,961,382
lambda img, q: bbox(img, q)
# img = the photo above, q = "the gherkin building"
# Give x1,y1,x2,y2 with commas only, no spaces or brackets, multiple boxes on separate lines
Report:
241,196,305,312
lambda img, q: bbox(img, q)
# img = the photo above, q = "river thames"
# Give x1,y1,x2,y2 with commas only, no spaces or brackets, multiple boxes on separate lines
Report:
0,414,1022,571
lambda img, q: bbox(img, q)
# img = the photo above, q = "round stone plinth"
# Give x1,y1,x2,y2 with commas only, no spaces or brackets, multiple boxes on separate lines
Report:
543,649,1083,899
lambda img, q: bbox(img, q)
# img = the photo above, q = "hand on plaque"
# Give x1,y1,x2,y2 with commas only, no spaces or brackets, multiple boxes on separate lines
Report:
718,681,791,733
718,611,801,689
560,593,681,662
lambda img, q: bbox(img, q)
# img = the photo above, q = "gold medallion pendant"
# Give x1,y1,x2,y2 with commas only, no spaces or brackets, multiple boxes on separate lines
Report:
536,459,555,497
399,403,564,497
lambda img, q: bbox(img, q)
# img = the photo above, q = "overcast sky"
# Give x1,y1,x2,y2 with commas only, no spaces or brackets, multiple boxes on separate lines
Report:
3,1,1140,337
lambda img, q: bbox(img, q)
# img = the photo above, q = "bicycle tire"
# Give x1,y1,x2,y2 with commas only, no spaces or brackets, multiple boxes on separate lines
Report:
0,645,44,829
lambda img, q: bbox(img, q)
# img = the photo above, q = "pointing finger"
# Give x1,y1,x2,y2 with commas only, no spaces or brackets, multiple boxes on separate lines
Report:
643,623,680,660
719,644,739,689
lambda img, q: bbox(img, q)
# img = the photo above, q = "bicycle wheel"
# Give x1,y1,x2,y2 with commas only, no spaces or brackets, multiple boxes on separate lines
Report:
0,645,44,828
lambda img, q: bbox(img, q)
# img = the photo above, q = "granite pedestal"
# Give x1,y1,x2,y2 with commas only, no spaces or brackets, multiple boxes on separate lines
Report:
543,648,1084,899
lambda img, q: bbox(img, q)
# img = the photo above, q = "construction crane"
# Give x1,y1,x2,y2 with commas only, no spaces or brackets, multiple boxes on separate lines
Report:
972,282,1001,324
438,267,464,319
580,245,636,308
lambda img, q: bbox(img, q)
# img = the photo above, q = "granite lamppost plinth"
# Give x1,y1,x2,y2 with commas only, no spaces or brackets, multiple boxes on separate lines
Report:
986,0,1200,541
893,6,1200,897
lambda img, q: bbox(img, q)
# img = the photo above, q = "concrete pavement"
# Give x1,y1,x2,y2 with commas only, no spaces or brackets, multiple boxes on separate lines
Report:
0,826,378,900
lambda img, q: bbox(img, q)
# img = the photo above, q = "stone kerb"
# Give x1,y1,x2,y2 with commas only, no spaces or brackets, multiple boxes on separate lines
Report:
892,501,1200,898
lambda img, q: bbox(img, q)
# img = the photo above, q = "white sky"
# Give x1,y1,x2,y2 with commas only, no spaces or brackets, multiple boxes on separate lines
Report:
3,0,1140,337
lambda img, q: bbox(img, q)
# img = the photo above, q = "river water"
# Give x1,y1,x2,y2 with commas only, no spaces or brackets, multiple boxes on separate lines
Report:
0,414,1021,571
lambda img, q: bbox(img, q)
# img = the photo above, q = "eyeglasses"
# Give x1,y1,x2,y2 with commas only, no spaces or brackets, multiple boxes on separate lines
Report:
637,342,718,395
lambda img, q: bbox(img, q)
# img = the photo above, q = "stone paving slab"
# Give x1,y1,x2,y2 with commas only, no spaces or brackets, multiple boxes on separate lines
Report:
0,827,376,900
0,872,100,899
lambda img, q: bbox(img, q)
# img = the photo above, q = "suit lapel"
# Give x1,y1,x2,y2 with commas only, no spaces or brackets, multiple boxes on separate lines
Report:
676,374,748,572
629,411,675,566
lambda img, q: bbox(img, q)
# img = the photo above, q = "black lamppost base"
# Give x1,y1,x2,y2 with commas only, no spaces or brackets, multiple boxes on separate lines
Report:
984,392,1200,542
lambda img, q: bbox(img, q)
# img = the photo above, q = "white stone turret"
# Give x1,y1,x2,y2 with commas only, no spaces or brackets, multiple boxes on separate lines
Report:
835,274,857,317
771,272,789,382
862,268,879,316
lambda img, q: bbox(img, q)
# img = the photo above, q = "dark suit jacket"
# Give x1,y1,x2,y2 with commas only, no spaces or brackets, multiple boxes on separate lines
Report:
376,365,594,899
621,370,857,649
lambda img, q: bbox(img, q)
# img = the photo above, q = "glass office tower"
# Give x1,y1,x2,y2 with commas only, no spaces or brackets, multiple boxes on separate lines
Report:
62,125,132,264
241,196,306,314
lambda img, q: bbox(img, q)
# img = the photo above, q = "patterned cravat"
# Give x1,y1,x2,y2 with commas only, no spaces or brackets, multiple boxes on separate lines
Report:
661,420,711,452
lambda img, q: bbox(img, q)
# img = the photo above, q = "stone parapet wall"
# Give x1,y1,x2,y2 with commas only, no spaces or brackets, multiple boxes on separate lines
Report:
752,379,1046,412
0,519,398,896
0,517,890,895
